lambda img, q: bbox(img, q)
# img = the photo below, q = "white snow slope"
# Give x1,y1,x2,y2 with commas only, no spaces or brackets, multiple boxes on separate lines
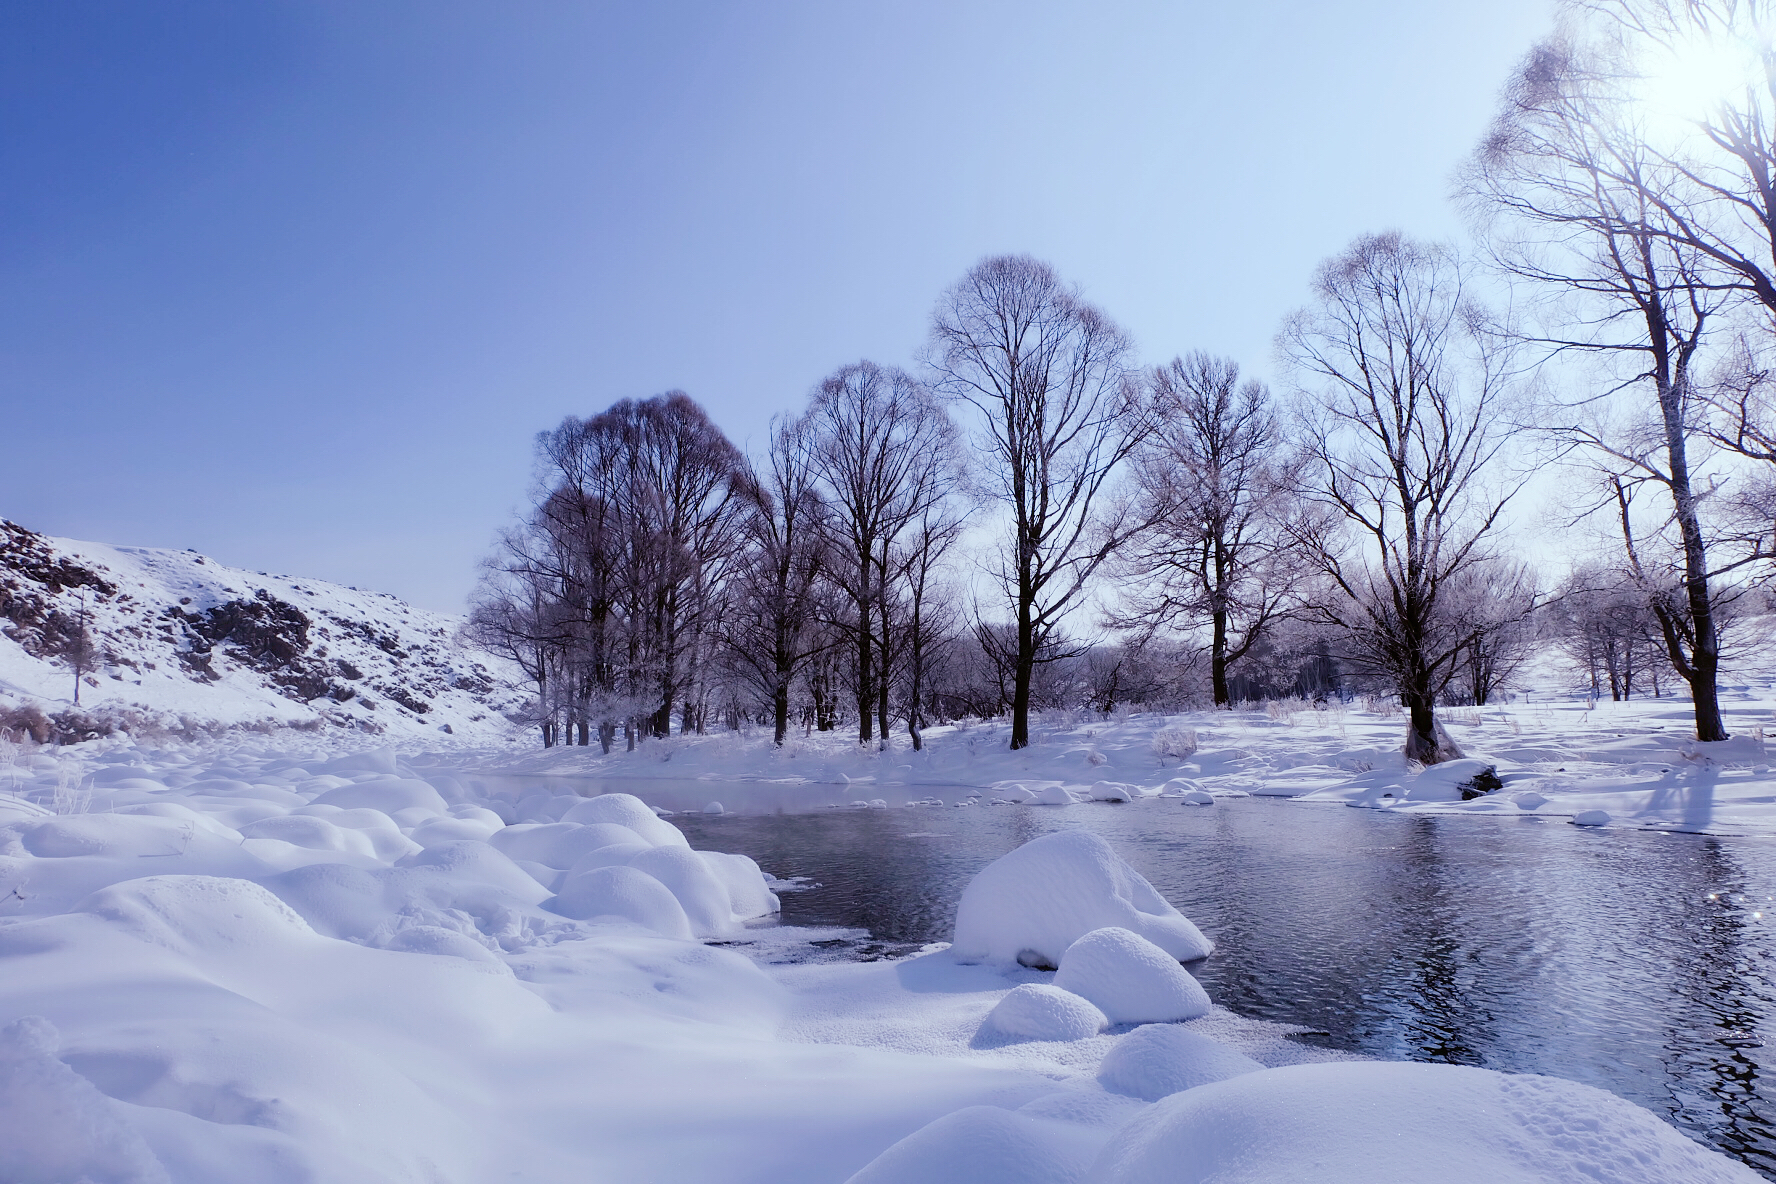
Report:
0,730,1761,1183
0,519,527,743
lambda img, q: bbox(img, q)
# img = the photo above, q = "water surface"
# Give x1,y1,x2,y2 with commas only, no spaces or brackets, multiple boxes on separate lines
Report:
677,796,1776,1177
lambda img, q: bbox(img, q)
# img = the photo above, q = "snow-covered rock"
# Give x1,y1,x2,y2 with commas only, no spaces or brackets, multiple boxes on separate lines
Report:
983,984,1107,1042
950,830,1213,968
1053,927,1212,1024
1086,1061,1762,1183
1574,809,1612,827
1096,1024,1262,1101
1030,783,1076,806
1088,781,1136,802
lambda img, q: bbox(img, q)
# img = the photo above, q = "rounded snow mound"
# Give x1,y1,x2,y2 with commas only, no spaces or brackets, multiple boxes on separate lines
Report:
1097,1024,1263,1101
984,984,1107,1042
1405,758,1500,803
312,777,451,816
1054,927,1211,1024
847,1104,1100,1184
79,875,315,953
559,793,690,848
1030,784,1076,806
950,830,1213,967
1086,1060,1763,1183
628,846,736,937
1574,809,1612,827
552,864,693,938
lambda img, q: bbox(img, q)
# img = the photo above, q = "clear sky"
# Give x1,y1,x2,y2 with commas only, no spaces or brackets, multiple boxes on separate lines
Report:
0,0,1557,612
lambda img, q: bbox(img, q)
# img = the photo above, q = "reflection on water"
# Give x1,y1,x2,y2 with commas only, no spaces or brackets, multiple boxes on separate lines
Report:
677,797,1776,1178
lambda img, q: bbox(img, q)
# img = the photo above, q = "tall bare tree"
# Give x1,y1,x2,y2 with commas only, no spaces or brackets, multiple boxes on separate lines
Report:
1112,353,1298,707
804,361,965,748
1469,34,1736,739
928,255,1150,750
1280,233,1522,764
726,416,830,746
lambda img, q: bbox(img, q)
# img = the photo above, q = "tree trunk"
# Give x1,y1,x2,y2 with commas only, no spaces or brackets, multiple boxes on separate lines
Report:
773,682,790,747
1210,609,1231,707
1403,692,1440,764
1011,594,1035,750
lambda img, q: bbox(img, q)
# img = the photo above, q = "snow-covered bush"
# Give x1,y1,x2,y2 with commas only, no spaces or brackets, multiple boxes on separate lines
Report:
1150,727,1198,763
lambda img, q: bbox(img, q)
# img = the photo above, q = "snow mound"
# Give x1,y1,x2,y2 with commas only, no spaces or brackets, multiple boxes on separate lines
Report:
950,830,1213,967
1177,790,1214,806
551,864,693,937
847,1104,1102,1184
1406,758,1500,803
983,983,1107,1042
698,849,781,920
629,845,737,936
79,875,315,953
1096,1024,1263,1101
559,793,691,848
1030,783,1077,806
1089,781,1136,802
1085,1060,1763,1183
490,821,644,869
1574,809,1612,827
1053,927,1211,1024
0,1015,171,1184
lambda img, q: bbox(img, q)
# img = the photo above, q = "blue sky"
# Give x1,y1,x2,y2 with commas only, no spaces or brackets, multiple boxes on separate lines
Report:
1,1,1554,611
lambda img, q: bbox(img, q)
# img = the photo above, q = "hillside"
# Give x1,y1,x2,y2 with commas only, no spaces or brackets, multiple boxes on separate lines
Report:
0,518,527,743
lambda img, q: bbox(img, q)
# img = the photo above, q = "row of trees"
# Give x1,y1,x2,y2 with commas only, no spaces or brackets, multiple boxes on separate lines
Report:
473,2,1776,759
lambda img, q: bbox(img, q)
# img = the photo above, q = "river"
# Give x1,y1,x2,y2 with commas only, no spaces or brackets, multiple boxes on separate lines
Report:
675,794,1776,1177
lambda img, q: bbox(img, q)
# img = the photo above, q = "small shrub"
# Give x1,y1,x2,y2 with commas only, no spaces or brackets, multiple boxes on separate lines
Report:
1151,728,1199,763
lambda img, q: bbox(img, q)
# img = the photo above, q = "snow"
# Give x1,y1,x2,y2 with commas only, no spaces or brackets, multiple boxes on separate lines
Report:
984,984,1108,1042
5,616,1775,1179
951,830,1215,968
1086,1061,1763,1184
0,522,527,743
1052,928,1213,1025
844,1104,1102,1184
1095,1024,1264,1101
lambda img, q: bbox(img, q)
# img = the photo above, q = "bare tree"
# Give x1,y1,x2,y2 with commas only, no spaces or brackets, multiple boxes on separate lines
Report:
928,255,1151,749
804,361,965,749
1280,233,1522,764
1111,353,1298,707
726,416,831,746
1469,34,1736,739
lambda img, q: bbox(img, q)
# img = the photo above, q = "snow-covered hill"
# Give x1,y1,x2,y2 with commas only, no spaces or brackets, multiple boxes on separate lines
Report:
0,519,527,743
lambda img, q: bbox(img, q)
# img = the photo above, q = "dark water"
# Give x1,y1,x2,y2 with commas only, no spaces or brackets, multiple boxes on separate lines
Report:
678,796,1776,1178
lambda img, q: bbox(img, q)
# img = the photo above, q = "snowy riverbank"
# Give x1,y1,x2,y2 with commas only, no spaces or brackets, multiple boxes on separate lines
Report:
450,685,1776,837
0,726,1768,1182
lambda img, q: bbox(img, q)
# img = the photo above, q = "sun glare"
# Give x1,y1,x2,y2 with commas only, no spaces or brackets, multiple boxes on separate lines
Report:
1634,27,1768,143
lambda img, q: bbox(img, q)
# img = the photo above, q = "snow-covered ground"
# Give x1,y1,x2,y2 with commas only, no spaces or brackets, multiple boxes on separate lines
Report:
460,676,1776,837
1,714,1768,1182
0,519,527,742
